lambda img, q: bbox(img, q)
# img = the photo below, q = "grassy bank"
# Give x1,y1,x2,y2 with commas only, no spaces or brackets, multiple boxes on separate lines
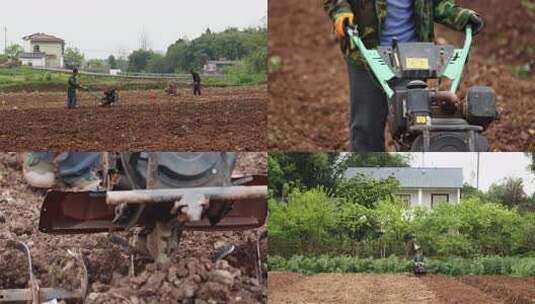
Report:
0,67,266,92
268,255,535,277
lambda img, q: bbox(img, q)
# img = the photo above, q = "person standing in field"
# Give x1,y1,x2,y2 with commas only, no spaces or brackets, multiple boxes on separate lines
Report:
191,69,202,96
67,68,88,109
323,0,483,152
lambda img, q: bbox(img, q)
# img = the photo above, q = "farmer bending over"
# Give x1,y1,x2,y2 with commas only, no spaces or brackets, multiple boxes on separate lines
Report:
323,0,483,152
67,68,88,109
165,82,178,96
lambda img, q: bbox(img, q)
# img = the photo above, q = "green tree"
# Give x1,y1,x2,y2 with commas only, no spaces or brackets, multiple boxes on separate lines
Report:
5,44,23,58
334,175,400,208
244,46,267,73
268,188,338,256
165,27,266,73
127,49,154,72
108,55,118,69
333,175,400,251
165,38,192,73
116,57,129,71
487,177,527,208
340,153,411,171
268,152,342,198
85,59,106,72
462,183,486,200
64,47,85,69
145,52,167,73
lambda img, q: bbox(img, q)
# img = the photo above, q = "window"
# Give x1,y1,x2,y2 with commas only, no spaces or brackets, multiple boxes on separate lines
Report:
33,45,40,52
431,194,449,208
398,194,411,208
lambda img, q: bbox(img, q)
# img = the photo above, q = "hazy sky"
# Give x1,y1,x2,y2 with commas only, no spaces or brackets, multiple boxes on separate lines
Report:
0,0,267,59
405,153,535,195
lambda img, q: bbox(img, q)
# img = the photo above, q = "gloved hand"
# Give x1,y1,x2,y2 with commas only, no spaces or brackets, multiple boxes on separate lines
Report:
468,13,484,35
334,12,355,39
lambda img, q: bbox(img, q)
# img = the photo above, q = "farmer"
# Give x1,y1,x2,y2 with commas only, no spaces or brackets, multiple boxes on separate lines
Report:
323,0,484,151
67,68,88,109
413,244,426,275
165,81,178,96
190,69,202,96
100,88,118,107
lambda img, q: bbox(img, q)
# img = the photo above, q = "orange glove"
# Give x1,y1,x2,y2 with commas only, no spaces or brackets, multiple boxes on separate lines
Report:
334,12,355,39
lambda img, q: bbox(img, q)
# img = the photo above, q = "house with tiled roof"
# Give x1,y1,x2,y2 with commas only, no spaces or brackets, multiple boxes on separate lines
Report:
344,167,464,208
19,33,65,68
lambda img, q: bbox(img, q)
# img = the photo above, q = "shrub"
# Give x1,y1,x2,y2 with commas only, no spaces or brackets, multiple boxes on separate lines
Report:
411,198,525,257
334,175,399,208
42,72,52,81
511,258,535,277
268,185,534,259
268,188,338,257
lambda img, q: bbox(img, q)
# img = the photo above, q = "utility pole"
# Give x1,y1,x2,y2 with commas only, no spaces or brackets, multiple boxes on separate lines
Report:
476,152,480,190
3,26,5,54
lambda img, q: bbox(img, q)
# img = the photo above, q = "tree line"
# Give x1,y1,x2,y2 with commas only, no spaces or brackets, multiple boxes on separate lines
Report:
63,27,266,76
4,26,266,80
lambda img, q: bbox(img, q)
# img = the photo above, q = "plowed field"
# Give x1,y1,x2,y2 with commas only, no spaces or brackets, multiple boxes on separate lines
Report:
268,272,535,304
0,86,267,151
0,153,268,303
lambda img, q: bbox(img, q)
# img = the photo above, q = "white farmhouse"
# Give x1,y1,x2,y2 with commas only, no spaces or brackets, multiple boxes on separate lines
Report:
344,167,464,208
19,33,65,68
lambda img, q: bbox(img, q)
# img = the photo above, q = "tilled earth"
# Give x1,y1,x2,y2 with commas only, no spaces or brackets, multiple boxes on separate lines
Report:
268,0,535,151
268,272,535,304
0,153,267,304
0,86,267,151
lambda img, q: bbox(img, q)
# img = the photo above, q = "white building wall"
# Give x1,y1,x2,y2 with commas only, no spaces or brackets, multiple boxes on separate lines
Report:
23,40,32,52
396,188,460,208
20,57,46,67
30,42,63,68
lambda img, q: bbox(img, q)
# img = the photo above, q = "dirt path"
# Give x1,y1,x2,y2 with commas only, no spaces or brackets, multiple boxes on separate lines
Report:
268,273,438,304
268,0,535,151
